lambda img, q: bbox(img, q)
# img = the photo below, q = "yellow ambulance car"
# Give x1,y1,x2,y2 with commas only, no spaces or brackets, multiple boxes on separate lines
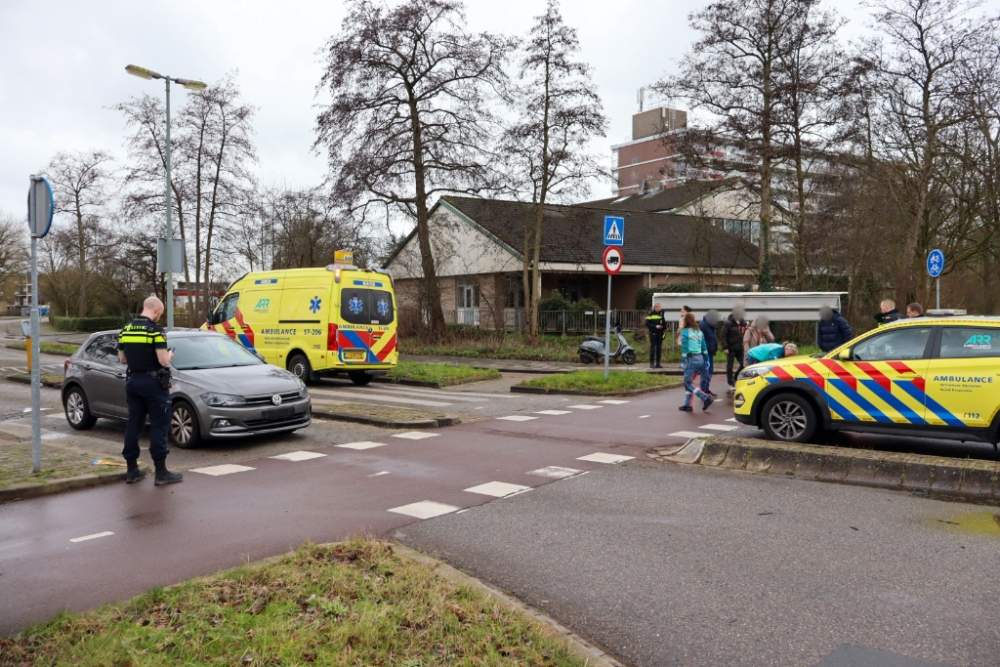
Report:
204,261,398,385
734,317,1000,445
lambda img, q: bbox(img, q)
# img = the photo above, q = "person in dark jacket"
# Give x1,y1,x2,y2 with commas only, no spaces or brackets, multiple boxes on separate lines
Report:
645,303,667,368
875,299,903,326
698,310,720,397
720,307,748,392
906,302,924,318
816,306,853,353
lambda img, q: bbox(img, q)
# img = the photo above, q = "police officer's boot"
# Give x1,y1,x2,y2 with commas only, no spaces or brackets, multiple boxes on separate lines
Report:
153,459,183,486
125,458,146,484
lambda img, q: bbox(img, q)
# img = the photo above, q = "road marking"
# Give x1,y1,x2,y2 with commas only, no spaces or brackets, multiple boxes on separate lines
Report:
352,386,487,403
391,431,440,440
568,404,602,410
269,451,327,461
41,432,66,440
388,501,460,520
527,466,581,479
464,481,530,497
638,415,651,419
69,531,114,543
577,452,635,464
369,384,517,400
669,431,707,439
598,399,630,405
190,464,256,476
700,424,740,432
308,388,452,408
21,407,53,413
336,441,386,450
535,410,572,415
726,418,739,422
495,415,538,422
368,471,390,477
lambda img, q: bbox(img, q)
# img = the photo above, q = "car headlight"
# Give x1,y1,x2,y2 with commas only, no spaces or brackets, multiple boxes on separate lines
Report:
298,383,309,398
200,392,247,407
738,365,774,381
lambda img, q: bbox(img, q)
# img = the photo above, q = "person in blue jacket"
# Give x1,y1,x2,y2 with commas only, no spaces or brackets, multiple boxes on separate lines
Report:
698,310,720,397
816,306,853,353
679,313,714,411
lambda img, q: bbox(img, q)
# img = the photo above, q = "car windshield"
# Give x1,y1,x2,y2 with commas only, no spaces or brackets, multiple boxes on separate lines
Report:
171,334,262,370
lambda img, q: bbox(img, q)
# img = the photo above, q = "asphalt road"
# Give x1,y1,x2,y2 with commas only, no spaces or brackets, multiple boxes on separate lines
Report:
0,383,736,635
399,459,1000,667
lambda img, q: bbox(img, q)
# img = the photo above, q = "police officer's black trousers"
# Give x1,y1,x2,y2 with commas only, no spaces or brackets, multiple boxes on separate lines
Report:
649,333,664,366
123,374,170,462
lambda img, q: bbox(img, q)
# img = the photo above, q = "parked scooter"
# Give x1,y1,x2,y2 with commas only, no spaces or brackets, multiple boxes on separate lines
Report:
578,325,637,365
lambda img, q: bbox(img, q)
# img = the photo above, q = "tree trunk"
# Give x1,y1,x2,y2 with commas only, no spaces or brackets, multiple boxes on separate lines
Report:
74,194,87,318
408,96,446,341
758,58,773,292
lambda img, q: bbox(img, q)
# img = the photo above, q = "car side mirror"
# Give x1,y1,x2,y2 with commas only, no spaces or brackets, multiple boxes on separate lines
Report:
206,309,216,325
837,348,852,361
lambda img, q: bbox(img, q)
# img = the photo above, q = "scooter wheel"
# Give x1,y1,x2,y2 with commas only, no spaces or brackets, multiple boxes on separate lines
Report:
622,350,636,365
579,352,595,364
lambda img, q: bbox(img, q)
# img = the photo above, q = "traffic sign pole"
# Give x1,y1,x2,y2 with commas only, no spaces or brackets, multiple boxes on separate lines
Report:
27,176,53,474
604,274,612,381
601,245,624,382
936,278,940,311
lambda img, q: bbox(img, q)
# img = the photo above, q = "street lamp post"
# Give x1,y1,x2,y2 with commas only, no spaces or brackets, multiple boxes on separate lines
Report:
125,64,207,328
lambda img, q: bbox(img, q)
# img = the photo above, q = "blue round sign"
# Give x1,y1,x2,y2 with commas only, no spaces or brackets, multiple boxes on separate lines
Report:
927,249,945,278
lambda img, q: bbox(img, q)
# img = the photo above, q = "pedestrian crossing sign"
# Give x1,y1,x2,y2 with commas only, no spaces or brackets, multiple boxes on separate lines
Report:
604,216,624,246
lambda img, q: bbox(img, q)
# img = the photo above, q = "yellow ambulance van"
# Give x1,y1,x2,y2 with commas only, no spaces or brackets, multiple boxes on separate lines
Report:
204,261,398,385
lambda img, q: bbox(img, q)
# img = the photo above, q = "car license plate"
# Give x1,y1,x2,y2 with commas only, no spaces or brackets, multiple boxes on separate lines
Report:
262,407,294,420
343,350,366,361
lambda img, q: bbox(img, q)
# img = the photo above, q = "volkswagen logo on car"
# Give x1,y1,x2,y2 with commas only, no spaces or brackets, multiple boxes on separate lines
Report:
271,394,283,406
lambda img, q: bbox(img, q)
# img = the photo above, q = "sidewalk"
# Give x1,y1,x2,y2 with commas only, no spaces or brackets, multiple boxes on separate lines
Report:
400,354,725,375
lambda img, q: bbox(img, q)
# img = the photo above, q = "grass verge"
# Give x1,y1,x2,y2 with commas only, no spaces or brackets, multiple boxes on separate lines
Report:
386,361,502,386
519,370,683,394
0,438,121,489
0,540,588,667
7,341,80,356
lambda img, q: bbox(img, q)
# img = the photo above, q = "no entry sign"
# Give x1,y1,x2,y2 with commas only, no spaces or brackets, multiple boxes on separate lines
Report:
603,246,623,275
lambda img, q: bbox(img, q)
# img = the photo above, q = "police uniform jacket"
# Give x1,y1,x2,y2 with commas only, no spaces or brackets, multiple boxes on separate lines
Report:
645,309,667,336
117,316,168,372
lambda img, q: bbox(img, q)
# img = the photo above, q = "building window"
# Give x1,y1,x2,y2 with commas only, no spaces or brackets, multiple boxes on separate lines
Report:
713,218,760,244
503,275,524,308
631,158,638,164
457,281,479,309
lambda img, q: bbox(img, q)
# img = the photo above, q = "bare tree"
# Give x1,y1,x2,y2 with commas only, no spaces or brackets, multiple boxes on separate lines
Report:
502,0,608,341
857,0,998,304
0,212,28,298
772,1,850,289
117,74,257,322
315,0,509,340
656,0,813,291
43,150,114,317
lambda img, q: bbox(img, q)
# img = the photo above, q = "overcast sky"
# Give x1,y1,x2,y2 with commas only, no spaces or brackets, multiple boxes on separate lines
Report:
1,0,885,228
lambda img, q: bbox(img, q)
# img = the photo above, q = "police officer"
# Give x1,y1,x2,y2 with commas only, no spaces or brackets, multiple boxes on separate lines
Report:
645,302,667,368
116,296,183,485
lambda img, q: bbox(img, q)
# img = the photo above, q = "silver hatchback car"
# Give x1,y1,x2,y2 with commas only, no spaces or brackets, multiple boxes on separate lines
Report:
62,328,311,448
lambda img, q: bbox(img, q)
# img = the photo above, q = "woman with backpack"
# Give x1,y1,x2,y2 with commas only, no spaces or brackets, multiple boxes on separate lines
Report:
679,312,714,412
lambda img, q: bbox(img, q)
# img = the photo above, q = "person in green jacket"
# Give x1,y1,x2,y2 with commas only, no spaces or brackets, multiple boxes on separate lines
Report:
745,342,799,365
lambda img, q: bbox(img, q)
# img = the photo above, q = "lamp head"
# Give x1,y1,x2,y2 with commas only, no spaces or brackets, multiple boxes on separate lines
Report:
176,78,207,90
125,64,162,80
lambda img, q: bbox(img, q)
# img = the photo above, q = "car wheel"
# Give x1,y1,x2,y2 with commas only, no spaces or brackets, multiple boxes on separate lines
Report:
761,393,817,443
169,400,201,449
622,350,637,365
63,385,97,430
349,371,373,386
287,353,317,385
